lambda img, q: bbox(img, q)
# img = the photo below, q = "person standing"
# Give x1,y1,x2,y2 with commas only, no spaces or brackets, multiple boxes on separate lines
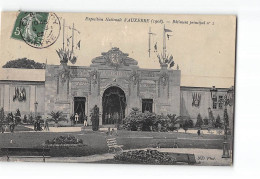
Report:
75,113,79,125
83,115,88,127
44,117,49,131
34,120,37,131
158,123,162,132
36,120,41,131
197,129,201,138
9,113,15,133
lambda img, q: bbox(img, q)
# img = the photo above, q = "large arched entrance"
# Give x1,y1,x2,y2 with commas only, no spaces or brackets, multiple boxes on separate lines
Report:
102,86,126,125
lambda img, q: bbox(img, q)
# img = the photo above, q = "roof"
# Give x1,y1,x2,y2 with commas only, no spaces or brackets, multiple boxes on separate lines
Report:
0,68,45,82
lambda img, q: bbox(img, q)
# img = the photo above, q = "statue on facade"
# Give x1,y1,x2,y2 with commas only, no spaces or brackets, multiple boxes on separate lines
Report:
129,70,139,85
159,72,169,87
91,105,99,131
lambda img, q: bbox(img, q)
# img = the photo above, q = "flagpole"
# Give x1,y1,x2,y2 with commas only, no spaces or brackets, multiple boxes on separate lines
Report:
148,27,151,58
163,24,166,61
63,19,65,51
72,23,74,53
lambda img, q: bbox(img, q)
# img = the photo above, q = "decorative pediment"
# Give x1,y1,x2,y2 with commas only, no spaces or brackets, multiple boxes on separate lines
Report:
91,47,138,69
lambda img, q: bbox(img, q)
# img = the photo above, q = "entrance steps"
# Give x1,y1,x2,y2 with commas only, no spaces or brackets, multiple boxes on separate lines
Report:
80,125,117,132
99,125,117,132
100,124,117,128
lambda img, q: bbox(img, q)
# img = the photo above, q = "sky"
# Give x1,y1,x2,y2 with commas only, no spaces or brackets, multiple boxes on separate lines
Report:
0,12,236,88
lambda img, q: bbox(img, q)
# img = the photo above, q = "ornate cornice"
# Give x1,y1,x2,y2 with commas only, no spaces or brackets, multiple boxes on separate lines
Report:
91,47,138,69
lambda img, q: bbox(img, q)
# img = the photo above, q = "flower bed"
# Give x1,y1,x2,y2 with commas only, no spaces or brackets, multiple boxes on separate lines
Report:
114,149,177,165
45,135,83,145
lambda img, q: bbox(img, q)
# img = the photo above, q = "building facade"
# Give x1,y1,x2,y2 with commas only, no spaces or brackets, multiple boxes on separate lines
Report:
0,48,234,126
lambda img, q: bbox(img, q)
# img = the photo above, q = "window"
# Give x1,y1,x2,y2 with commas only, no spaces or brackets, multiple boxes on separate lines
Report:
212,96,217,109
142,99,153,113
218,96,223,109
213,101,217,109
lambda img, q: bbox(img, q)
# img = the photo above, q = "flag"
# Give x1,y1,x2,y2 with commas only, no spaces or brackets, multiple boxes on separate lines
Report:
170,61,175,68
164,28,172,32
76,40,81,50
167,34,172,40
154,42,157,52
67,38,70,46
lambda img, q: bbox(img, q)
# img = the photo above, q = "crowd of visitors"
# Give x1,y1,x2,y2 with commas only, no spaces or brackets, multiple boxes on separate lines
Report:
1,111,89,133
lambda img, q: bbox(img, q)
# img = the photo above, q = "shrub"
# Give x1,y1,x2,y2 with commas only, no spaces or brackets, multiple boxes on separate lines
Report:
6,112,14,123
187,119,194,128
183,125,188,133
208,109,215,127
182,119,193,133
36,115,43,123
154,114,169,132
23,115,27,123
49,111,68,126
203,118,209,125
142,111,157,131
123,108,143,131
167,114,179,131
195,113,203,128
223,108,229,127
123,108,172,132
215,115,222,128
28,113,34,124
15,109,21,123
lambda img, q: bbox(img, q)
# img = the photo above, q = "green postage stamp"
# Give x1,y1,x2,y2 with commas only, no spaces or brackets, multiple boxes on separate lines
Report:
11,12,60,48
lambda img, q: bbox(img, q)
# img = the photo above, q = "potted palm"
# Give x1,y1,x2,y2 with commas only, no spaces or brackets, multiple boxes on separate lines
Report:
49,111,68,127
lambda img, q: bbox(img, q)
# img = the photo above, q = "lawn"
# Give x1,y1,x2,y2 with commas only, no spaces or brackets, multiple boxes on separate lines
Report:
0,131,108,157
118,131,225,149
0,129,228,157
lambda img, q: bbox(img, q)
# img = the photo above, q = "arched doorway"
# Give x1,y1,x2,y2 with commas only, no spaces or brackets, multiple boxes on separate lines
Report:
74,97,86,123
102,86,126,125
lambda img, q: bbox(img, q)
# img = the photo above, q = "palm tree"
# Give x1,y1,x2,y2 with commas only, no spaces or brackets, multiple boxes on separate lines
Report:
167,114,182,131
49,111,67,127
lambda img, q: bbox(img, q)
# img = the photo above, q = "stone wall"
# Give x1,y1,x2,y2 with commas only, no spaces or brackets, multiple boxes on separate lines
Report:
43,62,182,125
0,81,45,116
180,86,234,126
0,66,234,128
44,65,58,117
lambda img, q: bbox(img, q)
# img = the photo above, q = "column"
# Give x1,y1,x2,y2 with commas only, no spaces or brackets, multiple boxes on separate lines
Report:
30,86,36,112
4,85,10,112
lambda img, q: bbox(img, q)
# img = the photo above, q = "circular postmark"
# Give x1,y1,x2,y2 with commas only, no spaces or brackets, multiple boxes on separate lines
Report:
19,12,60,49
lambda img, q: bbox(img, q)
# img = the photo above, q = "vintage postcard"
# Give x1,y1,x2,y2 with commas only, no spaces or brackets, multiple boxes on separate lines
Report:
0,11,236,166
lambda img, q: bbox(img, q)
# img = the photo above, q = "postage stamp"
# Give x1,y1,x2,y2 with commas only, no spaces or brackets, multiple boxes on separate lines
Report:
11,12,60,49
